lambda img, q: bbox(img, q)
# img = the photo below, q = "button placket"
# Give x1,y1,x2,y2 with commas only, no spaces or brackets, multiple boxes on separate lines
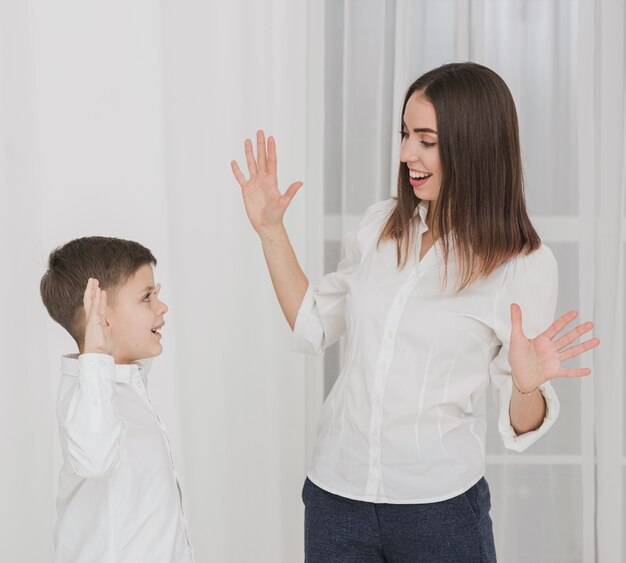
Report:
365,270,419,498
138,381,190,539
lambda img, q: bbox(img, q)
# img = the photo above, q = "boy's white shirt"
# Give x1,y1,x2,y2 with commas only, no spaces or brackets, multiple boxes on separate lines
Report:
54,352,194,563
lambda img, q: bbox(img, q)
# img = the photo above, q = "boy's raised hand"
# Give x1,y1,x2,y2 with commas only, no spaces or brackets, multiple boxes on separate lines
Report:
231,130,303,234
83,278,114,357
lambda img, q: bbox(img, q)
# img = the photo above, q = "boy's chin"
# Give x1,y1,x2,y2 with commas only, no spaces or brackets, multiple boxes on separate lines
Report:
114,343,163,364
140,343,164,361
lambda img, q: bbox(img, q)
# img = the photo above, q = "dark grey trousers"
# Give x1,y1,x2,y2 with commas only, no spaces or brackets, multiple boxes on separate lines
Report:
303,477,497,562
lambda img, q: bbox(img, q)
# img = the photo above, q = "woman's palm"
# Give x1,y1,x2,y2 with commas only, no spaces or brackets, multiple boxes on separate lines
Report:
231,130,302,233
508,303,599,393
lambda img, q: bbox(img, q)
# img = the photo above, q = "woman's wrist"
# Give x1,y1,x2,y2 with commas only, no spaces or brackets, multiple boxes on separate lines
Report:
258,222,286,242
512,379,541,396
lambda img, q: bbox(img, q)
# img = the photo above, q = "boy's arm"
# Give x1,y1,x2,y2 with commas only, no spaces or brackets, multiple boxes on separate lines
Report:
57,279,123,478
58,353,124,478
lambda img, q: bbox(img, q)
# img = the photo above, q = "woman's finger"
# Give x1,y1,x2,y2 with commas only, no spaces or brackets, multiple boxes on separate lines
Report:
256,130,267,172
509,303,524,339
558,337,601,362
244,138,258,176
542,310,578,340
231,160,248,187
556,366,592,378
267,136,277,177
554,321,594,351
281,181,303,207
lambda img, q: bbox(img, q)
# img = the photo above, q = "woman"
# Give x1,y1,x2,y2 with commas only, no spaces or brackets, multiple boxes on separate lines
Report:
231,63,599,562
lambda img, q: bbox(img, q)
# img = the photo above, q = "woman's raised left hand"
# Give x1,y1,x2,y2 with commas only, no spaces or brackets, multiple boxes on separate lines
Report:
508,304,600,393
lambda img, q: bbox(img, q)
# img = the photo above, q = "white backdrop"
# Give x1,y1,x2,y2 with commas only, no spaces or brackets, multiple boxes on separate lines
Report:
0,1,315,561
1,1,624,562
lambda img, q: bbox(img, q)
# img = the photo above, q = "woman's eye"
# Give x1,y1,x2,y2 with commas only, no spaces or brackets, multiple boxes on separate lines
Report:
421,141,436,148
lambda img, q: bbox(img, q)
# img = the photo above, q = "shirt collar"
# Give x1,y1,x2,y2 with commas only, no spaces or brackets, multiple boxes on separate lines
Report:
412,199,430,237
60,353,152,384
413,199,429,224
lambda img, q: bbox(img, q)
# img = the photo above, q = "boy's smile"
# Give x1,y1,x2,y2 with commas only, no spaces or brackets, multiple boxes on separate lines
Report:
106,263,168,364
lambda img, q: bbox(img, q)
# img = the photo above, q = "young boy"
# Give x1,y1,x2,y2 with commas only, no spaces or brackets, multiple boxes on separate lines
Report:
40,236,194,563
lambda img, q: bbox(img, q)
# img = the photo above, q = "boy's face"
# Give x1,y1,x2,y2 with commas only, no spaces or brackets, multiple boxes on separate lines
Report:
106,264,168,364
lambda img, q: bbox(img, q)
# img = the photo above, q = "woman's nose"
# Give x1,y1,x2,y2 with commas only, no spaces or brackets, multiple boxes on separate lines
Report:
400,139,417,163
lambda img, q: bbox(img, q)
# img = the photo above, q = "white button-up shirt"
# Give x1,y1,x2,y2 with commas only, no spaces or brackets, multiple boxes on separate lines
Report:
294,199,560,504
55,353,194,563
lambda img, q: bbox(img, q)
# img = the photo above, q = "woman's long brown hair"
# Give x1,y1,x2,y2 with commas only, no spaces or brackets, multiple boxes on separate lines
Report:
379,62,540,290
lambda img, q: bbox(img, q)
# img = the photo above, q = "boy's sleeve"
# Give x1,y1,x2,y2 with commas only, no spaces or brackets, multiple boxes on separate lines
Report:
489,245,561,452
57,353,125,478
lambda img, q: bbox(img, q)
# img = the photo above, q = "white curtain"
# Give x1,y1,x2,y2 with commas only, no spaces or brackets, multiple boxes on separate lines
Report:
0,1,315,561
321,0,625,561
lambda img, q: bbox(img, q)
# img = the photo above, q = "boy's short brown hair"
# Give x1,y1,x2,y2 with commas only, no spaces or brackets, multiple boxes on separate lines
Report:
40,236,157,346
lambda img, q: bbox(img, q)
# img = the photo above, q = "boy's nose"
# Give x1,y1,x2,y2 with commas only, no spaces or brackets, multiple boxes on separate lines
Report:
157,299,169,315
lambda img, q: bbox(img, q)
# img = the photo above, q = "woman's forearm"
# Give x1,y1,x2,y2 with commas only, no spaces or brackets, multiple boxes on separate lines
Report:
259,223,309,330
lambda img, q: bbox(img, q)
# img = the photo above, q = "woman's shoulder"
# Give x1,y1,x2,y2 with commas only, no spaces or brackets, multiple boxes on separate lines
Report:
360,198,397,223
513,243,556,266
353,198,397,249
502,243,558,283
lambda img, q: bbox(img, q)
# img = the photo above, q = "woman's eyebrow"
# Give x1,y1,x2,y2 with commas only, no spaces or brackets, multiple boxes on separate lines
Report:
401,121,438,135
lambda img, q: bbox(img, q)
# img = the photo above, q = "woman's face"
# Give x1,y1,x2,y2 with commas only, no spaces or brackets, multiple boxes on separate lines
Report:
400,91,442,204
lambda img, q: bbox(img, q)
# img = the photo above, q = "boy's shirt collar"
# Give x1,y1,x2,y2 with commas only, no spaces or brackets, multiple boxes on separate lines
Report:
61,353,152,384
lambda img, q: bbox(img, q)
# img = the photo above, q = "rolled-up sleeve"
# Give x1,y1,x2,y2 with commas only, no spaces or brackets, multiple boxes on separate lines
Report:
489,245,561,452
292,199,395,356
292,230,361,355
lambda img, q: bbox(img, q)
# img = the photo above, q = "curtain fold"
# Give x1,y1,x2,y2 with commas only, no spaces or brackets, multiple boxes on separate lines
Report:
593,0,626,560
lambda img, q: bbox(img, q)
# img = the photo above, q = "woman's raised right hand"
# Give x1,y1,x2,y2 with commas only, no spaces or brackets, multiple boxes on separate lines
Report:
231,130,303,235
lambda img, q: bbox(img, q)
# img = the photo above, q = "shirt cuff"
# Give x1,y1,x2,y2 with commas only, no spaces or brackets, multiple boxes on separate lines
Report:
497,378,561,452
291,287,325,356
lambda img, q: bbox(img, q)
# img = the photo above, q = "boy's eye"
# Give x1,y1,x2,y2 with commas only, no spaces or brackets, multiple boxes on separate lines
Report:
143,293,152,302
